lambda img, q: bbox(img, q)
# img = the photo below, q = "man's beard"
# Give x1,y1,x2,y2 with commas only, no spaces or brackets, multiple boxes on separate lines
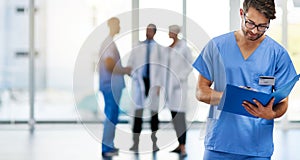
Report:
242,27,264,41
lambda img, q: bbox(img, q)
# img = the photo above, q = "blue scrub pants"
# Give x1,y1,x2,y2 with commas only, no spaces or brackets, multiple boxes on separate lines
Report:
204,150,271,160
102,89,122,153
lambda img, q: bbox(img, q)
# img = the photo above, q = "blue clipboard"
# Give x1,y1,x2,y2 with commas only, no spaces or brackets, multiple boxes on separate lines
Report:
219,74,300,118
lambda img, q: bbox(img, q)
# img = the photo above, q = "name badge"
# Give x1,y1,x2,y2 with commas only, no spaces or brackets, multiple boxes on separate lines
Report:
259,76,275,86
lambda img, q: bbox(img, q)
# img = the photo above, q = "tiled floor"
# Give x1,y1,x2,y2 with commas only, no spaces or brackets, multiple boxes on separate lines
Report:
0,122,300,160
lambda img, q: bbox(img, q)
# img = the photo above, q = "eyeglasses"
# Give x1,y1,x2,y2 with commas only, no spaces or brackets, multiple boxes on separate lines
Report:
244,14,269,32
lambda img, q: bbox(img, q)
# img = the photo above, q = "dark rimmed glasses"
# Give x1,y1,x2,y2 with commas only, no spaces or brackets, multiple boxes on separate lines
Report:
244,14,269,32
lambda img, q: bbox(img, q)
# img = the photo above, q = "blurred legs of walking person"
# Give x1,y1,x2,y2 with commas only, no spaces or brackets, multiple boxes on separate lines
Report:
130,109,159,152
170,111,187,157
101,89,121,157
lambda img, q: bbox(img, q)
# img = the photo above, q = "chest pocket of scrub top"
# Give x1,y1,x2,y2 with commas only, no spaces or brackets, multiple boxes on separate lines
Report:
252,73,273,93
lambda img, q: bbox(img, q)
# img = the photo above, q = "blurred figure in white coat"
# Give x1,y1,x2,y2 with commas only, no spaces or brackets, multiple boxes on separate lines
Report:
165,25,194,157
127,24,166,152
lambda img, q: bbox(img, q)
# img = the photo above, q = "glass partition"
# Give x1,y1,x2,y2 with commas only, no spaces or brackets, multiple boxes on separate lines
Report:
0,0,132,123
37,0,132,122
0,0,299,123
0,0,30,121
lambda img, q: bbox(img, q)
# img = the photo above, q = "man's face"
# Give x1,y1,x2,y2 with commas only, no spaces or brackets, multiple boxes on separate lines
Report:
241,7,270,41
146,27,155,40
116,23,120,34
113,22,120,34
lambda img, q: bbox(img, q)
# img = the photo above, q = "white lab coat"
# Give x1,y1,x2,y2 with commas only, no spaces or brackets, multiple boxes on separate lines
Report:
164,40,194,112
127,40,166,111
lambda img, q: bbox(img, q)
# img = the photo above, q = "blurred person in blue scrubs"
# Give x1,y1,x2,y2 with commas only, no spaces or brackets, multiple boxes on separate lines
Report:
193,0,297,159
98,17,131,158
165,25,194,157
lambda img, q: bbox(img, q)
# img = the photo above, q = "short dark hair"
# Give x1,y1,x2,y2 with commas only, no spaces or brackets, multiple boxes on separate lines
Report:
147,24,157,33
243,0,276,20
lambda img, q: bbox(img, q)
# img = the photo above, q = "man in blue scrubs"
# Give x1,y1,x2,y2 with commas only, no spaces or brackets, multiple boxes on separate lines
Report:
193,0,297,159
99,17,131,157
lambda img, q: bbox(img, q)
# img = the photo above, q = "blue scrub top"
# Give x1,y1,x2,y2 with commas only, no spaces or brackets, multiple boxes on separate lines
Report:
99,36,125,93
193,32,297,157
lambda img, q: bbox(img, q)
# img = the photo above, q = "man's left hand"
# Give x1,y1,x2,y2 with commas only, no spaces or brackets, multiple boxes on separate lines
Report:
242,97,276,120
